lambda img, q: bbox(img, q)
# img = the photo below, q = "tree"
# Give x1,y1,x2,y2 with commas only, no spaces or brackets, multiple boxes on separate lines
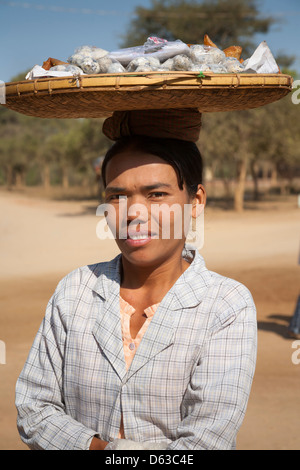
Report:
122,0,278,57
122,0,298,211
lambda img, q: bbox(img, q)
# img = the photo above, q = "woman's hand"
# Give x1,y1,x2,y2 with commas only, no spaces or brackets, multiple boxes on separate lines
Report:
89,437,109,450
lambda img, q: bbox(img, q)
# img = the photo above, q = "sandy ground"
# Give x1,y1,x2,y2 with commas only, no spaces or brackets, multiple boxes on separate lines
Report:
0,189,300,450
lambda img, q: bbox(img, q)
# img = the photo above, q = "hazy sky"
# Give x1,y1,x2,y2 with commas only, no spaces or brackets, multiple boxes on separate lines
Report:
0,0,299,82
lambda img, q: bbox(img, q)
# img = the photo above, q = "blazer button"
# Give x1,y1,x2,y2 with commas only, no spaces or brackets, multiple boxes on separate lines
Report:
129,343,135,351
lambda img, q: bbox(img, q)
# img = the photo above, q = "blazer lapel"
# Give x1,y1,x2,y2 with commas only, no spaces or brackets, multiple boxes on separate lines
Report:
90,246,212,382
126,248,212,379
126,294,175,380
92,255,127,382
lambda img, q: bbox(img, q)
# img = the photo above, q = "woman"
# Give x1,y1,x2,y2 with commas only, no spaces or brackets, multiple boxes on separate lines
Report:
15,109,257,450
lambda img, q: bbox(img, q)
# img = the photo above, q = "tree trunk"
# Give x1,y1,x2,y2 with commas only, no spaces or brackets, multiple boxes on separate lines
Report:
271,165,277,187
234,156,248,212
222,177,232,200
62,166,69,190
250,159,259,201
6,164,13,190
15,170,25,188
43,162,51,190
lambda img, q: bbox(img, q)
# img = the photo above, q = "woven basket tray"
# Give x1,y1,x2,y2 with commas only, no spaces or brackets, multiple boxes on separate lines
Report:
3,72,293,119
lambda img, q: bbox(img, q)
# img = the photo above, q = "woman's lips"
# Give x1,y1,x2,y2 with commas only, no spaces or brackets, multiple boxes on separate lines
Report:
124,231,158,247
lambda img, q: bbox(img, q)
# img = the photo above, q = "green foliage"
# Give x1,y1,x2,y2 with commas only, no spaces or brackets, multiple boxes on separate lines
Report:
200,94,300,181
0,104,109,189
121,0,278,57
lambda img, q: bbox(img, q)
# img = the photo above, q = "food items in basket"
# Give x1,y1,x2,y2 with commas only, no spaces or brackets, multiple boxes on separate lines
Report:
26,35,280,79
172,54,193,71
108,38,190,66
106,62,126,73
80,58,101,74
224,57,245,73
68,45,126,74
190,45,226,65
203,34,218,49
223,46,243,60
49,64,83,74
126,56,160,72
158,58,174,71
42,57,69,70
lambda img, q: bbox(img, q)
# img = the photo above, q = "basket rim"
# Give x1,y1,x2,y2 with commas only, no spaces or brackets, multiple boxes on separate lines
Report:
2,72,293,118
4,72,293,98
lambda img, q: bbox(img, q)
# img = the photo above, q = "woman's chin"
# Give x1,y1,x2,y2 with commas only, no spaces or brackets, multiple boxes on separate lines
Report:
117,239,184,267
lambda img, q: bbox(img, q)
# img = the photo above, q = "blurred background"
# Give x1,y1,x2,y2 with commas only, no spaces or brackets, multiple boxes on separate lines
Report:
0,0,299,450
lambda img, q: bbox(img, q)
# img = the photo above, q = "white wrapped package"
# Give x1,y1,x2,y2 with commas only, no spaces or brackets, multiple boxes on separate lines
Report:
25,64,85,79
109,37,190,66
243,41,280,73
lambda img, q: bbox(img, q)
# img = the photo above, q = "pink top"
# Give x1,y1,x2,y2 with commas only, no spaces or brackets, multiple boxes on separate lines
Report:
118,295,160,438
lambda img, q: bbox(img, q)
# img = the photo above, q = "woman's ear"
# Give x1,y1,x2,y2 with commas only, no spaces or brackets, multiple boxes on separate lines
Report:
192,184,206,218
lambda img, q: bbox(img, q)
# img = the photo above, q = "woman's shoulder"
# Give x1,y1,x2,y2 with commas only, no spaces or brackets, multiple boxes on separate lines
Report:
203,268,256,330
207,269,254,304
52,253,122,299
191,249,255,307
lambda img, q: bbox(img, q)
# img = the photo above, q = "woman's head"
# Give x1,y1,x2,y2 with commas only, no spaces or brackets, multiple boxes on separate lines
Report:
102,136,206,268
101,135,203,197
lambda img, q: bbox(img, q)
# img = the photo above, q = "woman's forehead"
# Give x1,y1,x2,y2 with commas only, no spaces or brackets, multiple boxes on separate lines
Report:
105,150,178,185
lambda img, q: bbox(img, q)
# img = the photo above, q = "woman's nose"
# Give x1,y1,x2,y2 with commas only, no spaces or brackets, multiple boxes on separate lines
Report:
126,196,149,222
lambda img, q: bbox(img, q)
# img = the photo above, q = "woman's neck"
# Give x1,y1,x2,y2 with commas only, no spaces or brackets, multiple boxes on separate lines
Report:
120,249,191,298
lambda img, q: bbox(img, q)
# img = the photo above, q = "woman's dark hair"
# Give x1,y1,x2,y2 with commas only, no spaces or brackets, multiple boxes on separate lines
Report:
101,135,203,197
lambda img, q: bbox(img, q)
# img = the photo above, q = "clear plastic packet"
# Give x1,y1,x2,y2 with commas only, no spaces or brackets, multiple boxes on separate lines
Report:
108,37,190,66
49,64,84,74
172,54,193,71
126,56,160,72
68,45,109,73
224,57,245,73
158,58,174,71
79,57,100,74
73,45,108,59
106,61,126,74
190,45,226,66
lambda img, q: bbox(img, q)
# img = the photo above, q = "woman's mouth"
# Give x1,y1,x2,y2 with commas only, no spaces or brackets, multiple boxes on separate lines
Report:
124,231,157,247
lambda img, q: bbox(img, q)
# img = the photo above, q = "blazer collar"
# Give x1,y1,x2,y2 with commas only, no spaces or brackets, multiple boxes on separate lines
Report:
92,244,212,309
91,245,212,381
168,245,213,310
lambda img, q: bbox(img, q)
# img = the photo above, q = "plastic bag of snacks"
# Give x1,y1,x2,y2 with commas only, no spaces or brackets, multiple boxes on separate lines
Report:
108,37,190,66
25,34,280,79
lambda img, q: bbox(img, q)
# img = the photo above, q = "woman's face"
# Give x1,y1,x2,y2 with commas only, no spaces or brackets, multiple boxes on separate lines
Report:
104,149,200,268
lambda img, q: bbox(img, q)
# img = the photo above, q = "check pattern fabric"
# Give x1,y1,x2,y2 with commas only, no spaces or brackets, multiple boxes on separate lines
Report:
15,245,257,450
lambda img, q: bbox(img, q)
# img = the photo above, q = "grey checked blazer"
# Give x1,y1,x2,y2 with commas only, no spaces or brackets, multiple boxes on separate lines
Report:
15,245,257,450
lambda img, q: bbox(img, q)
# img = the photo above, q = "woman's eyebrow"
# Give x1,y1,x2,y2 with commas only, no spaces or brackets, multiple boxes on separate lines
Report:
142,183,172,191
105,183,172,194
105,186,126,195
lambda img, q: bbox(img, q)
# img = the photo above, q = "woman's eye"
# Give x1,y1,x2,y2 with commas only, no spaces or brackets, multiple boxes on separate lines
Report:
150,192,167,198
107,194,126,201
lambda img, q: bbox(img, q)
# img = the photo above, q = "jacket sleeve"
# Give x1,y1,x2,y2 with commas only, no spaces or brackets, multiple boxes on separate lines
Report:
167,293,257,450
15,290,99,450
